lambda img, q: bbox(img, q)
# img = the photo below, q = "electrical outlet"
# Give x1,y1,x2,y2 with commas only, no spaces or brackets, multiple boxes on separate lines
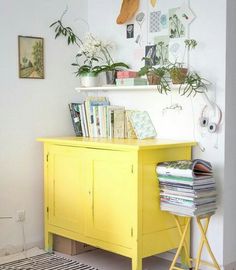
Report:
16,210,25,222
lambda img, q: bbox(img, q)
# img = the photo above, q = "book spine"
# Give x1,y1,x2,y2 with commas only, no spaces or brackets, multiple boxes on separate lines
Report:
92,106,98,138
108,109,114,139
82,103,89,137
79,104,86,137
103,106,108,138
85,100,92,137
98,106,104,137
68,103,83,137
113,109,125,138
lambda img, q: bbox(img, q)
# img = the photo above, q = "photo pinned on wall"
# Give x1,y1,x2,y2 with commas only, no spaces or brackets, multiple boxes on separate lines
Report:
154,35,169,66
176,4,196,26
169,38,186,64
160,14,168,29
18,36,44,79
135,12,145,46
149,11,161,33
145,45,157,66
169,8,186,38
127,24,134,39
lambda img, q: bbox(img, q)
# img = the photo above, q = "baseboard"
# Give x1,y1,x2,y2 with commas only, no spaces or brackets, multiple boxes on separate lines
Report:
0,241,43,257
224,261,236,270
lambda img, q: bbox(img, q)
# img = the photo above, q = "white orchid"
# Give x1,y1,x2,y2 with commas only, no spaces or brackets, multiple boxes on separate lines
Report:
50,18,129,76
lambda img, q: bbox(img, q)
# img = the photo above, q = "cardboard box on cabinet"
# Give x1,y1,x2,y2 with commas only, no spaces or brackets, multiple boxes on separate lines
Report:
53,235,95,255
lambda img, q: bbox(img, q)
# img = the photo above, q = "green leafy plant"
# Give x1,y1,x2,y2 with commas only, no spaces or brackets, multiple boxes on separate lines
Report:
138,57,170,94
182,39,197,63
168,39,198,84
178,72,208,97
50,19,83,46
50,17,129,77
169,64,188,84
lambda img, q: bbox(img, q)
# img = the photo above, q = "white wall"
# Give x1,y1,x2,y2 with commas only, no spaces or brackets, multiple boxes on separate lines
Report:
88,0,226,267
0,0,88,254
1,0,234,268
224,0,236,267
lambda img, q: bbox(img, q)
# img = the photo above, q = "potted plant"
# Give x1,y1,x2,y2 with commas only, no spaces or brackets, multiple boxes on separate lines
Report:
138,57,161,85
50,18,129,86
178,72,208,97
169,39,197,84
169,63,188,84
138,57,171,94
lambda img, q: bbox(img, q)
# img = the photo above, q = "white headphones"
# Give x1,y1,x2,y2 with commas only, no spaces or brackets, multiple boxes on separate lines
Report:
199,104,222,133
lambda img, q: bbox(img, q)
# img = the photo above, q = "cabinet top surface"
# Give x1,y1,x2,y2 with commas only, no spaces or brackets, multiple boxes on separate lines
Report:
37,137,196,150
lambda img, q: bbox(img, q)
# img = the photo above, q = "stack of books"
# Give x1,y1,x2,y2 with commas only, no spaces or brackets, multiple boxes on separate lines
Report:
156,159,217,217
116,70,147,86
68,97,157,139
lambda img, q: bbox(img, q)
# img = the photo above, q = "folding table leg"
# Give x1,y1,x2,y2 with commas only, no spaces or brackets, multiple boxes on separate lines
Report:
173,215,192,269
169,216,191,270
195,215,221,270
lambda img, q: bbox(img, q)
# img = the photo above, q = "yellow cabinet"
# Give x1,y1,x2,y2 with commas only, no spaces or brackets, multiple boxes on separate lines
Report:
86,149,134,248
47,145,86,235
38,137,195,270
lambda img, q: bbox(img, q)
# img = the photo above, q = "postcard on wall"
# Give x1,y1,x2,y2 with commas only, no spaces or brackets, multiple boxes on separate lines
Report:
145,45,158,66
160,13,168,30
127,24,134,39
154,35,169,66
168,38,186,64
18,36,44,79
149,11,161,33
176,4,196,26
169,8,186,39
135,12,146,46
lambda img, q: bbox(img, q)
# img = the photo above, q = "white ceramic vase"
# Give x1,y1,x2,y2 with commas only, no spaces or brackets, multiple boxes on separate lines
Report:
80,73,99,87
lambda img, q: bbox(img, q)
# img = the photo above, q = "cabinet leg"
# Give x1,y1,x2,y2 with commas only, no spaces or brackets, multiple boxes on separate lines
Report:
44,231,53,253
132,256,142,270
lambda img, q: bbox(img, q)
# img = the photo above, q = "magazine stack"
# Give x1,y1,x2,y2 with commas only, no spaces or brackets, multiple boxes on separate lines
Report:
156,159,217,217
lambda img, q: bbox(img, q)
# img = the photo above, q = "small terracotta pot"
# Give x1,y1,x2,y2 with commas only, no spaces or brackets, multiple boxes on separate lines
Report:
170,68,188,84
147,72,161,85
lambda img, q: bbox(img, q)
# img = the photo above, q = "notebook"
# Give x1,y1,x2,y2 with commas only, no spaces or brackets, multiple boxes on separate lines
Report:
130,111,157,139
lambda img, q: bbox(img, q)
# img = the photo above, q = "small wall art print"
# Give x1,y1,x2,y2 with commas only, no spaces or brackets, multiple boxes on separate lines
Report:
145,45,157,66
149,11,161,33
169,8,186,38
127,24,134,39
18,36,44,79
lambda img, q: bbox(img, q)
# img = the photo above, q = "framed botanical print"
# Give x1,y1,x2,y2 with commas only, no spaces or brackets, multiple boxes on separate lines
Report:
18,36,44,79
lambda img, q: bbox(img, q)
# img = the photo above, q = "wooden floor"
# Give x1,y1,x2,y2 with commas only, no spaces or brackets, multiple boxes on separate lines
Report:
69,249,171,270
0,248,171,270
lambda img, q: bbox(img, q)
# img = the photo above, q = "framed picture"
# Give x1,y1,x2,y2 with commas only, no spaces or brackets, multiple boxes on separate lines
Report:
18,36,44,79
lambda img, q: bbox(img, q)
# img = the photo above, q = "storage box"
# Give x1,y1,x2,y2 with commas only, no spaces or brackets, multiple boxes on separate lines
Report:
116,78,147,86
116,70,138,79
53,235,95,255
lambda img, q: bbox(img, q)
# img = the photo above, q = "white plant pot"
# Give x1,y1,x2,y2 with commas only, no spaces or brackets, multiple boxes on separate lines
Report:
80,73,99,87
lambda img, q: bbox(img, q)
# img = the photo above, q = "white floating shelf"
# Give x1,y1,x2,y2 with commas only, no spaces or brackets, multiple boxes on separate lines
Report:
75,84,183,92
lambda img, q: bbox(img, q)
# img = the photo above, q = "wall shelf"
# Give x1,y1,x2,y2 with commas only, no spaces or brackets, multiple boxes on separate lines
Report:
75,84,185,93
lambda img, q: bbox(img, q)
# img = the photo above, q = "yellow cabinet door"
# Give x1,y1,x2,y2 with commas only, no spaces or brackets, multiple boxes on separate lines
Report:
85,149,134,248
47,145,85,234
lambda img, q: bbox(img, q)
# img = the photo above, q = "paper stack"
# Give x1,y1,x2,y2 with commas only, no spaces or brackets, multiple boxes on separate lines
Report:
156,159,217,217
